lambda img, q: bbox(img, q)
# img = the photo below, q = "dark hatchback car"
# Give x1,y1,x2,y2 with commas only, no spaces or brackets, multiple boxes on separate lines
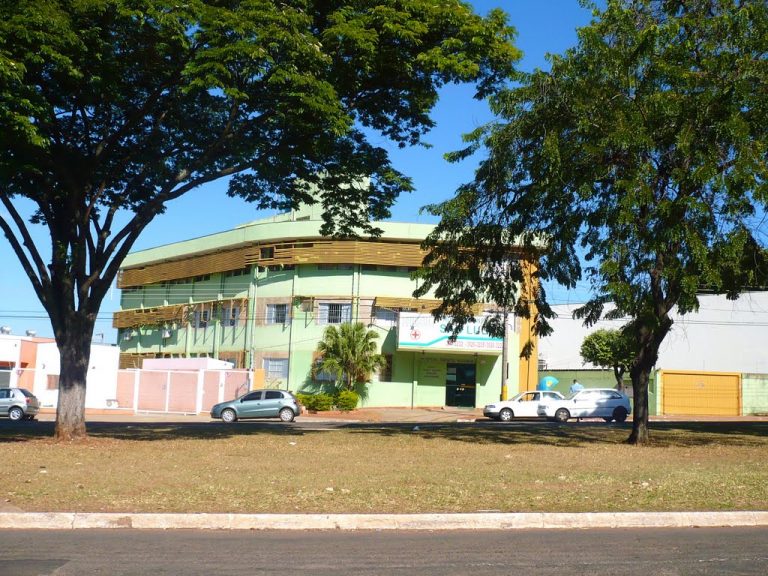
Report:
0,387,40,421
210,389,301,423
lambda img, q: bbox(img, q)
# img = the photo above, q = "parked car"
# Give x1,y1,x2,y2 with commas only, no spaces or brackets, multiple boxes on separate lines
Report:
484,390,565,421
0,387,40,421
210,389,301,423
537,388,631,423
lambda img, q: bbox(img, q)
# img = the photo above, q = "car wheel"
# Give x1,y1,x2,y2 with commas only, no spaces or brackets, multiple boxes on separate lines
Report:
8,407,24,421
612,407,628,423
498,408,513,422
279,407,295,422
221,408,237,423
554,408,570,423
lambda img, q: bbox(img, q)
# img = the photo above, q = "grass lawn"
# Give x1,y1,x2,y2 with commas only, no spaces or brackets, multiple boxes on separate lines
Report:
2,422,767,514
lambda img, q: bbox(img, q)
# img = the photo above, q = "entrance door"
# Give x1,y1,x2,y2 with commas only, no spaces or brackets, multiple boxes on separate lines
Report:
445,363,476,407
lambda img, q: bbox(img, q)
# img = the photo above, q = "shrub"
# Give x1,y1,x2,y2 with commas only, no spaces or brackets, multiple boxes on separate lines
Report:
296,393,314,410
335,390,359,411
297,393,334,411
313,393,334,411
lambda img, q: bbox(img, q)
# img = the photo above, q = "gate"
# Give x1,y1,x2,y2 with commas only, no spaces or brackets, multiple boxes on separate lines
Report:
660,370,740,416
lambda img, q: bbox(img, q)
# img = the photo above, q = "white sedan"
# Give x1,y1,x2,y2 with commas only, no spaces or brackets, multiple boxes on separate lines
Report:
484,390,565,422
537,388,631,423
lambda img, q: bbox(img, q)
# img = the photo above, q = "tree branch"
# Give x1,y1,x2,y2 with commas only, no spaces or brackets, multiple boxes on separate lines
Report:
0,196,51,298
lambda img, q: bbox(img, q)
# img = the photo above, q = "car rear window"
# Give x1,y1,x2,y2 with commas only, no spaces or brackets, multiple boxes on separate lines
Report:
20,389,35,398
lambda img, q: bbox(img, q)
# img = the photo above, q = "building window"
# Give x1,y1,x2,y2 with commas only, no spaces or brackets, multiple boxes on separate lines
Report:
266,303,288,325
224,267,250,278
264,358,288,379
221,305,240,327
195,309,210,328
267,264,292,272
319,302,351,324
260,247,274,259
317,263,354,271
313,356,337,382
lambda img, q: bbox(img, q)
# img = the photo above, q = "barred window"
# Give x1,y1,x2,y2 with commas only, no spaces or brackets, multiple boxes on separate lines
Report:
263,358,288,379
319,302,351,324
266,303,288,324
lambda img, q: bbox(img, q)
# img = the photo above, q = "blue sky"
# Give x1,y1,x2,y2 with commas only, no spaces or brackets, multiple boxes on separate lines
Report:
0,1,595,341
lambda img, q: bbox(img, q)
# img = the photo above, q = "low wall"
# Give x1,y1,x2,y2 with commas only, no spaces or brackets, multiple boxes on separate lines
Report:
540,369,658,416
742,373,768,415
115,369,252,414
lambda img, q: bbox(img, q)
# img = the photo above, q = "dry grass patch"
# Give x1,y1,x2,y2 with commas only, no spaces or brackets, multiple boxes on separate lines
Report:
2,423,767,513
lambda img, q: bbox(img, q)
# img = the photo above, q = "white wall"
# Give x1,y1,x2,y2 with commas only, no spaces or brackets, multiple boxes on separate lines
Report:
0,335,21,364
538,292,768,374
32,343,121,409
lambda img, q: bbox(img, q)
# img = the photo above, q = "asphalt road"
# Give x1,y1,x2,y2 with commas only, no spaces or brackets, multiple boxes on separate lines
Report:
1,527,767,575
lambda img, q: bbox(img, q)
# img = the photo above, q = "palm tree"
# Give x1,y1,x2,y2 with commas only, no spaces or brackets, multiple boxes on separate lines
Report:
315,322,386,392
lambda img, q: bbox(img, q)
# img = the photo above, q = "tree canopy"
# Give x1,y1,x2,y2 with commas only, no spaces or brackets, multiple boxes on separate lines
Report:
417,0,768,444
580,328,637,391
0,0,519,439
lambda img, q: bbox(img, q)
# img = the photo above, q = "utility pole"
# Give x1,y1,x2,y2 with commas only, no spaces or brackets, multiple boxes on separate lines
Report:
500,309,509,401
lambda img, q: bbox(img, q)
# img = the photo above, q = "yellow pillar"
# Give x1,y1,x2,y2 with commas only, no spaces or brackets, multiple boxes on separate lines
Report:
517,258,539,392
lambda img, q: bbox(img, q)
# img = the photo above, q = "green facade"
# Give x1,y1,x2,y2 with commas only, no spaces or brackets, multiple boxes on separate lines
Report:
117,207,522,409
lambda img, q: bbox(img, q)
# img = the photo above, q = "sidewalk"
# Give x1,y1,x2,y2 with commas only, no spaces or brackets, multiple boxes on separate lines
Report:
35,406,768,424
2,511,767,531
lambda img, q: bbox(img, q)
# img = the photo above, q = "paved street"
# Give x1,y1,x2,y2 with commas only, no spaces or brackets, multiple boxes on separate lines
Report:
1,527,767,575
4,412,768,439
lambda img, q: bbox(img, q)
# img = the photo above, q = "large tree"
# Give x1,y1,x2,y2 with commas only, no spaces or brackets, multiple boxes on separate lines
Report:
0,0,519,440
416,0,768,444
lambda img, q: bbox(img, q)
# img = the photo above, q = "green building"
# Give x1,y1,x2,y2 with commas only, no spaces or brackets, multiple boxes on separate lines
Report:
114,203,539,408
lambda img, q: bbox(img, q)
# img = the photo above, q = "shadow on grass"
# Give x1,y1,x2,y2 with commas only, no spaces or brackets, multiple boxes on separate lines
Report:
1,419,767,448
340,421,768,447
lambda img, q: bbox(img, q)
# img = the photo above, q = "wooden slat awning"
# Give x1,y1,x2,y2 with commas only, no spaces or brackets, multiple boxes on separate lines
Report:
113,298,248,329
119,239,429,288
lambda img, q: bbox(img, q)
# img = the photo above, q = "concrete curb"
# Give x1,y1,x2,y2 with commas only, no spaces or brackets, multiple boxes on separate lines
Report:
1,511,767,531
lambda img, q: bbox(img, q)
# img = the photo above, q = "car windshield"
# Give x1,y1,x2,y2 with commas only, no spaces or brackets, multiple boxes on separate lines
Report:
565,392,579,400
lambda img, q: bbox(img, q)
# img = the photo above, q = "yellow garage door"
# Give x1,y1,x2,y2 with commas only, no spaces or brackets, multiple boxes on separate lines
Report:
661,371,740,416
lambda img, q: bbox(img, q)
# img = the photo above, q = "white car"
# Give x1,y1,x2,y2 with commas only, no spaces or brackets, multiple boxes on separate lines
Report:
538,388,631,423
484,390,565,422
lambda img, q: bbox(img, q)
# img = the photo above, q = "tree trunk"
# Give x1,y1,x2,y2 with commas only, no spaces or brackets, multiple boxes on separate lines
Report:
54,319,95,441
614,366,625,392
627,361,651,444
626,320,670,445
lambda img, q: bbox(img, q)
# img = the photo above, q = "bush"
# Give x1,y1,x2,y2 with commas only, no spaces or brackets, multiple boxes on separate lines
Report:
297,393,334,411
296,393,313,410
335,390,359,411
